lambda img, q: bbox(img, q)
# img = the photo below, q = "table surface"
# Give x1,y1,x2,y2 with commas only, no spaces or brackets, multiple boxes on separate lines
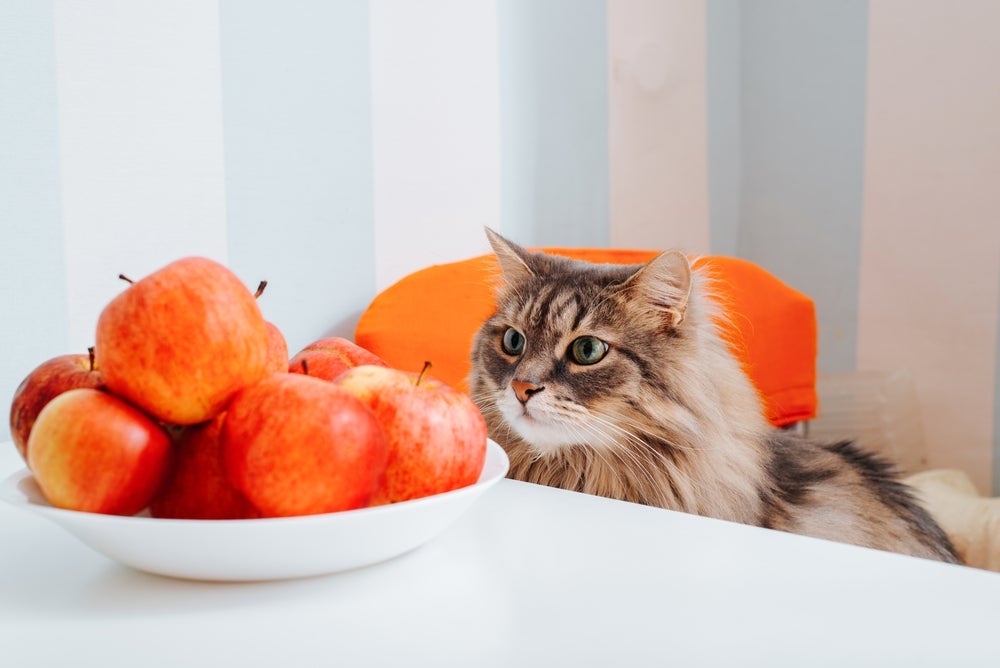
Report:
1,442,998,668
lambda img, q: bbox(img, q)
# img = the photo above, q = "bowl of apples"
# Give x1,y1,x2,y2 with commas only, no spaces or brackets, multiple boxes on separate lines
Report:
0,440,508,581
2,257,508,581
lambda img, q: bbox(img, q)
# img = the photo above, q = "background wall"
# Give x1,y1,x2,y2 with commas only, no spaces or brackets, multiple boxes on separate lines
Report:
2,0,998,492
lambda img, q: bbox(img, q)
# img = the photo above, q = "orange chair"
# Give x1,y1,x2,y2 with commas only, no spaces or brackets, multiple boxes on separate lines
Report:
355,248,817,427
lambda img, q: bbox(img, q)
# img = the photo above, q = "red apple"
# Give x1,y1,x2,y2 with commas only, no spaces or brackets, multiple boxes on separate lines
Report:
27,388,173,515
288,336,388,380
251,280,290,375
221,373,388,517
9,349,105,465
95,256,270,425
149,415,261,520
335,363,487,504
263,321,289,375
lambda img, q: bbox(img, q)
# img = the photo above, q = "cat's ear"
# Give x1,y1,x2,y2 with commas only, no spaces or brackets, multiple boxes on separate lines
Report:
485,227,535,285
625,250,692,328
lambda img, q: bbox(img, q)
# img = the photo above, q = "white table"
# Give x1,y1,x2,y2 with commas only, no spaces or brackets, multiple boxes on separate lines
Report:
1,442,998,667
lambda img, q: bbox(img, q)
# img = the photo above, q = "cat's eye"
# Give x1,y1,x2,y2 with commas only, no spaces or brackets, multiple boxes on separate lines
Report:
569,336,608,365
501,327,525,356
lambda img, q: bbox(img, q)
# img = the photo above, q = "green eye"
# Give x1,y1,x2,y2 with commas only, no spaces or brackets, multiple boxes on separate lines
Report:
502,327,525,356
570,336,608,365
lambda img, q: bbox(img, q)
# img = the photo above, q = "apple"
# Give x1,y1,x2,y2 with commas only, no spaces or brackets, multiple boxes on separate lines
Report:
335,363,487,504
27,388,173,515
263,321,289,375
221,373,388,517
251,280,290,375
9,349,104,465
95,256,271,425
149,415,261,520
288,336,388,380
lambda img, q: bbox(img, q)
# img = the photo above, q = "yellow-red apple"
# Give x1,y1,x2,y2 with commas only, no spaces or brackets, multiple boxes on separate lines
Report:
9,349,104,465
27,388,173,515
149,415,261,520
288,336,388,380
95,256,270,425
263,321,289,375
335,364,487,504
221,373,388,517
251,280,289,375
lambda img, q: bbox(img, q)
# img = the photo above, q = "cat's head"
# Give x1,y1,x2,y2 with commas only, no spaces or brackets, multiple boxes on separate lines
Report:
469,229,729,458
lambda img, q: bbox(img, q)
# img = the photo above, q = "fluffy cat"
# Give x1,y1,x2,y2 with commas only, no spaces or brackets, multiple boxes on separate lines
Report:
469,229,959,564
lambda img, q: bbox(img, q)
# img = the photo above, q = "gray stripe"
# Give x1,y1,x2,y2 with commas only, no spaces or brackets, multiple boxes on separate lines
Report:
709,1,870,374
498,0,609,248
0,1,69,442
219,0,375,351
706,0,742,258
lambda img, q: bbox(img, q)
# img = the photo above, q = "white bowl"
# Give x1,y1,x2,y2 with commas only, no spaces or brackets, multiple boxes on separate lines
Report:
0,439,508,581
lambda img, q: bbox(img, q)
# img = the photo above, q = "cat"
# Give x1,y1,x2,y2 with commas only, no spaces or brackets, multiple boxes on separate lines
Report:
468,228,959,564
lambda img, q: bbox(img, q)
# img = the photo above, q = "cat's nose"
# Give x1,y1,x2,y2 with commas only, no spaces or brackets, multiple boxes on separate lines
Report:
511,380,544,404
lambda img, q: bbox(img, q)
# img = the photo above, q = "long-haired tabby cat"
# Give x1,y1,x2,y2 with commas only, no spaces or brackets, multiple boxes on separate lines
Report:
469,228,958,563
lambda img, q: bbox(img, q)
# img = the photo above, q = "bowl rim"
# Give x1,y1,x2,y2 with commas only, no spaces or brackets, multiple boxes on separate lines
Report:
1,439,509,527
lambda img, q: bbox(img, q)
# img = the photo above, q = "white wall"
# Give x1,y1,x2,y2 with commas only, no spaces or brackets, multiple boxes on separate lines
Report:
3,0,1000,493
370,0,501,291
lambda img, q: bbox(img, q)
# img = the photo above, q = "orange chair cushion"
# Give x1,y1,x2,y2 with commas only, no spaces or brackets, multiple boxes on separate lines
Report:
355,248,817,427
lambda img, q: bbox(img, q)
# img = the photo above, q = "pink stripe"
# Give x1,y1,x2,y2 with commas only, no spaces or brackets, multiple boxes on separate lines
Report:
858,0,1000,493
607,0,710,253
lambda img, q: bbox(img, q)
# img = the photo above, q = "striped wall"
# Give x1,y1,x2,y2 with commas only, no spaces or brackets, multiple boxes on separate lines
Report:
735,0,869,375
220,0,375,348
498,0,608,248
2,1,999,493
609,0,710,253
858,0,1000,494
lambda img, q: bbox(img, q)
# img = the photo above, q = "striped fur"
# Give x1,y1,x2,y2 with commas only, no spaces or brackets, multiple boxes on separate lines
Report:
469,230,958,563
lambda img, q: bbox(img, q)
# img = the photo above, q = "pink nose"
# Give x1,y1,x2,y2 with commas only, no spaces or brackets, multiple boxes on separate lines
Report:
511,380,544,404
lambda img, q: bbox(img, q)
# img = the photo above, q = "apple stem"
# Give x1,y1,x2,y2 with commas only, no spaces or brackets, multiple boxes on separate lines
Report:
301,359,309,376
118,273,134,284
87,346,96,371
254,280,268,299
417,361,432,386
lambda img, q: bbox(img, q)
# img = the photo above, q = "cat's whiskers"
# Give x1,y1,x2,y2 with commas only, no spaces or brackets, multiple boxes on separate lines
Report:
555,408,672,492
586,409,719,483
591,436,659,492
587,407,708,454
469,387,523,448
592,422,677,480
491,393,648,492
589,412,732,509
556,416,633,488
560,413,691,506
467,231,962,564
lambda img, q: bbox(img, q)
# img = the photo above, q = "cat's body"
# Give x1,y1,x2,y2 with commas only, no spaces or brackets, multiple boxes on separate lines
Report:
469,229,959,563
